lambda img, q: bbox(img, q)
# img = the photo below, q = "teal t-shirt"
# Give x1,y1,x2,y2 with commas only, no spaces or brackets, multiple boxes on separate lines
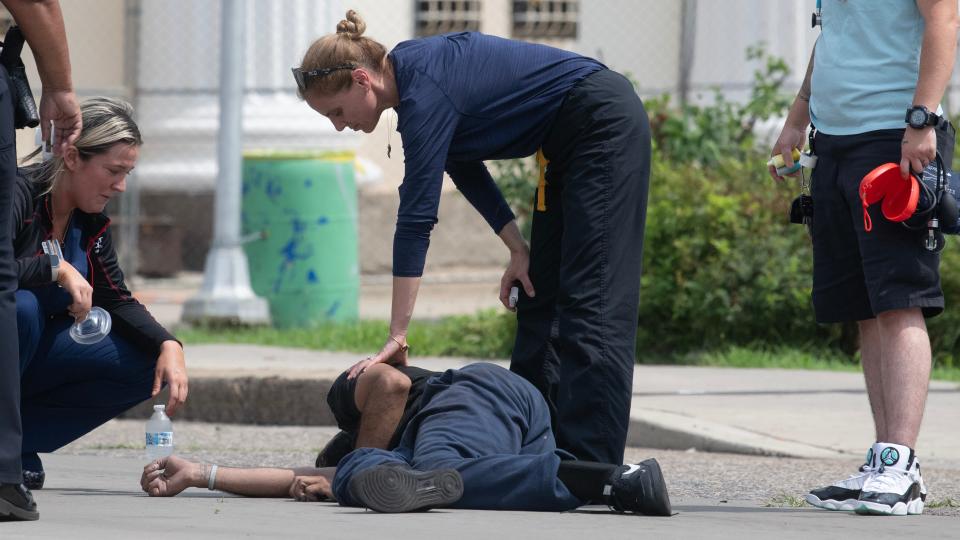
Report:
810,0,925,135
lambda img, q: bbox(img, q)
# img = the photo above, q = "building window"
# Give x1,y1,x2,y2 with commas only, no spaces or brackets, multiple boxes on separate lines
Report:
416,1,481,37
512,1,578,39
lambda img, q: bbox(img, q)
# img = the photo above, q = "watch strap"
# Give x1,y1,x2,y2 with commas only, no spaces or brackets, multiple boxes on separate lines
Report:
41,239,62,283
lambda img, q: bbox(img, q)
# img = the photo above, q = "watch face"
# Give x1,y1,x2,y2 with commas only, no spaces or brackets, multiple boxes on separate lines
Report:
909,109,928,127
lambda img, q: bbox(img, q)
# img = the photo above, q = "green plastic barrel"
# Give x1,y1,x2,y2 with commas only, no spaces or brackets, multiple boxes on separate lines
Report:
241,150,358,328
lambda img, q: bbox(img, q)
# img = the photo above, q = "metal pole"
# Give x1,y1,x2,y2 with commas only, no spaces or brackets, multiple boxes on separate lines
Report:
182,0,269,325
678,0,697,107
119,0,141,278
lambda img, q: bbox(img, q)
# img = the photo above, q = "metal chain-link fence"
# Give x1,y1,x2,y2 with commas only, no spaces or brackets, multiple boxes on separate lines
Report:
11,0,960,280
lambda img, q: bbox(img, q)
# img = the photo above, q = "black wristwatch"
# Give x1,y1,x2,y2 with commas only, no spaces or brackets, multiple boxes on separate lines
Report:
905,105,945,130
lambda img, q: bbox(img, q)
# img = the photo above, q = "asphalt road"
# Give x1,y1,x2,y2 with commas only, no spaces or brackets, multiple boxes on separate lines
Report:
3,421,957,539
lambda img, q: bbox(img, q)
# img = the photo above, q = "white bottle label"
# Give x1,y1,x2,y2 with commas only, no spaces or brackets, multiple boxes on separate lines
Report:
146,432,174,447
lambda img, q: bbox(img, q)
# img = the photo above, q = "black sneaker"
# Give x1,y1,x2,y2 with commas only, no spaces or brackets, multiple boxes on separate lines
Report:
0,483,39,521
315,430,357,468
347,464,463,513
22,470,44,490
605,458,672,516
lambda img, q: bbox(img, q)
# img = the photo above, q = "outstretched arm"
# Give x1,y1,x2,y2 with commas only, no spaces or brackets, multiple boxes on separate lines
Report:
141,455,335,499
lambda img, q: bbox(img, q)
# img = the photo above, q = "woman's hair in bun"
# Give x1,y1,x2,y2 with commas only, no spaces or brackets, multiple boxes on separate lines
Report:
296,9,386,98
336,10,366,39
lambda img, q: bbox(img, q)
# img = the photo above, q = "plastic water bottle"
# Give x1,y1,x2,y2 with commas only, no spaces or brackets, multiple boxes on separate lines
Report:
69,306,112,345
145,404,174,460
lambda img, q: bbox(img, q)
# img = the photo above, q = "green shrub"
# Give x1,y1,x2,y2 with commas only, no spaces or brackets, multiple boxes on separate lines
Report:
636,156,839,354
928,247,960,369
645,44,792,167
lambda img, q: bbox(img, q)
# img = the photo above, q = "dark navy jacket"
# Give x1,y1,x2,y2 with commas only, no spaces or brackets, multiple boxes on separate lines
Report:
389,32,604,277
11,168,177,356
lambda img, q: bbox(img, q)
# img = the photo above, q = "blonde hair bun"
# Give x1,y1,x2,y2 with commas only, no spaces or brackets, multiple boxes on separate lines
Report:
336,10,366,39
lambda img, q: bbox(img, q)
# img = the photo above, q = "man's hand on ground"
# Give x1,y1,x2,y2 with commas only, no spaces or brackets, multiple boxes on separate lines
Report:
289,475,333,502
141,455,200,497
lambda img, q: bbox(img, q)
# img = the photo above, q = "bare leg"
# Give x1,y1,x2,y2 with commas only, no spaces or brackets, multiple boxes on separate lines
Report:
858,318,885,442
876,308,931,448
354,364,411,449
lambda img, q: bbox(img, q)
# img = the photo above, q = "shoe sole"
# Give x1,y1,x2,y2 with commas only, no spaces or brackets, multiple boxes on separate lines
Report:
348,466,463,513
854,498,924,516
638,458,672,516
0,498,39,521
804,494,858,512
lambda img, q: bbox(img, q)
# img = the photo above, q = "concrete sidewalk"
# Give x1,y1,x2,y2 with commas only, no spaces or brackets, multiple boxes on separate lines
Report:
125,344,960,465
127,272,960,463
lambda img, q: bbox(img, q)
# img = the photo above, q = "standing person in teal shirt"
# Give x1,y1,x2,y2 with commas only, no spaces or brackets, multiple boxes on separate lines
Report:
769,0,959,516
293,10,651,467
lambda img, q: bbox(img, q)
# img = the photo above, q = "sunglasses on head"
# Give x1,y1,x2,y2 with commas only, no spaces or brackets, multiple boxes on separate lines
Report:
291,64,356,92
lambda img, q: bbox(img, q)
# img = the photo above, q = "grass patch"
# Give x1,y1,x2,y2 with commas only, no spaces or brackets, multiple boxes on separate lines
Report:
174,313,960,382
764,493,807,508
89,443,141,450
658,346,858,372
175,309,516,360
927,498,960,509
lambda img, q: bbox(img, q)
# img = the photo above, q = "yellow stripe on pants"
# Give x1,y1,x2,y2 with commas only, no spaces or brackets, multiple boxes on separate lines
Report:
536,148,548,212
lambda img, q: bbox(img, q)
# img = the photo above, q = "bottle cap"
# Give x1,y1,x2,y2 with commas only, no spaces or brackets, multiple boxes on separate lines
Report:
153,404,165,411
69,306,112,345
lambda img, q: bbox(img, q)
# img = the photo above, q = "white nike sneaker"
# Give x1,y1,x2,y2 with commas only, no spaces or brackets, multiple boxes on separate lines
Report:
855,442,925,516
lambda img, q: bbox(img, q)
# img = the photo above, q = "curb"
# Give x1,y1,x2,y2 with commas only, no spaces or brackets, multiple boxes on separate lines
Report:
628,408,849,459
123,376,847,459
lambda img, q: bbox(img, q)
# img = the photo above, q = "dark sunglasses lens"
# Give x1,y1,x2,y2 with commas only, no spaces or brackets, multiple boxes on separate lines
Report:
292,69,305,90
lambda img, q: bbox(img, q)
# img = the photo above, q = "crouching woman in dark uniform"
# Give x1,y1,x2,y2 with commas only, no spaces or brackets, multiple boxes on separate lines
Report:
12,98,188,489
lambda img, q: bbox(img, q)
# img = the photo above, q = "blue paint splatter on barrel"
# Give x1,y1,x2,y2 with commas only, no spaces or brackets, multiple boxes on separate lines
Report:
326,300,341,318
265,178,282,202
272,217,314,293
307,269,318,283
317,216,328,226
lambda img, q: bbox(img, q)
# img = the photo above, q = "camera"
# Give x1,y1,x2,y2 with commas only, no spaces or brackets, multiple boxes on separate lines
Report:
789,194,813,225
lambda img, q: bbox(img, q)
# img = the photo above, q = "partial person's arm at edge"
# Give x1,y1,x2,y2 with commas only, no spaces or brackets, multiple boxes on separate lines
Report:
901,0,960,176
900,0,957,178
913,0,959,113
1,0,71,91
2,0,81,150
